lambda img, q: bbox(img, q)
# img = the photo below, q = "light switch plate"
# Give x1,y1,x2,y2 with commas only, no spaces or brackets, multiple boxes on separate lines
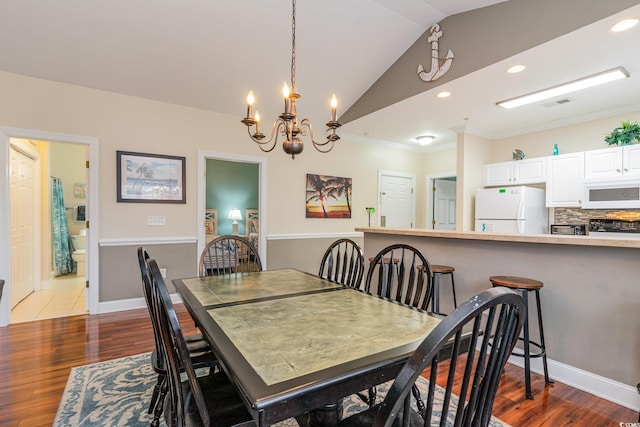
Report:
147,216,166,226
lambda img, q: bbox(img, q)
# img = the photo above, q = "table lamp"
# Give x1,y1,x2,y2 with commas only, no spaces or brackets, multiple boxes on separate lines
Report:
228,208,243,235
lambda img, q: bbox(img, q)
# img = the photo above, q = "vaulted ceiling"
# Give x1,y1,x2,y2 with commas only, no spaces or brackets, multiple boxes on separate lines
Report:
1,0,638,152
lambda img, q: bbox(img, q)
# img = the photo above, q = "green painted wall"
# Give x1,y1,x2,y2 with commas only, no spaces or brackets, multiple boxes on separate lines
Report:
205,159,259,236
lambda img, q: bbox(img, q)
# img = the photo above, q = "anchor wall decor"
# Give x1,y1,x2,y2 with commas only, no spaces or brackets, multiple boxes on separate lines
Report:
417,24,454,82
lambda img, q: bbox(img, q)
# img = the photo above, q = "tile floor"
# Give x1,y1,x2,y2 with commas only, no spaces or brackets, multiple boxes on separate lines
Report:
10,274,87,323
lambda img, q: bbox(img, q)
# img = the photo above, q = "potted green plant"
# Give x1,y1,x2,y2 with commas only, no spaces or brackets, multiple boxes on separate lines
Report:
604,120,640,146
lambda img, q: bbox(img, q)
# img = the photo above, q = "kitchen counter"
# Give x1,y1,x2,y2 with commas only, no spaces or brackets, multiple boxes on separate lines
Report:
357,226,640,407
354,227,640,249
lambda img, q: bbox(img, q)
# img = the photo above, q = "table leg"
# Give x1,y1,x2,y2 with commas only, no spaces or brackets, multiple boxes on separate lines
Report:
306,399,344,427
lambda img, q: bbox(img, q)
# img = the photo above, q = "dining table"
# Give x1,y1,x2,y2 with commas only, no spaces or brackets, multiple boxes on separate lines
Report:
172,268,444,427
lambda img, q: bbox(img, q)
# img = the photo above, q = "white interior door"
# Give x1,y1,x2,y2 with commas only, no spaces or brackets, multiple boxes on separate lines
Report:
10,147,36,308
433,178,456,230
379,171,415,228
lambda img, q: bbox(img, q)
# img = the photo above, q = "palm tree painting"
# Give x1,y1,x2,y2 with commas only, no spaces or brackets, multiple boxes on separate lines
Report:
306,174,352,218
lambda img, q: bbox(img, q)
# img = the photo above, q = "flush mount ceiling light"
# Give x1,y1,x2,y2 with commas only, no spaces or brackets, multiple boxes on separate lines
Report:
507,64,526,74
496,67,630,109
611,18,638,32
437,91,451,98
241,0,340,159
416,135,436,145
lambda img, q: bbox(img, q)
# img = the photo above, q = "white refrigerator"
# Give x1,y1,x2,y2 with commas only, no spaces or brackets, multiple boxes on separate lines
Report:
475,186,548,234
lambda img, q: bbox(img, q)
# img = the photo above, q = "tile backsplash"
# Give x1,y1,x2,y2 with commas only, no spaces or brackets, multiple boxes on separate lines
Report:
554,208,640,224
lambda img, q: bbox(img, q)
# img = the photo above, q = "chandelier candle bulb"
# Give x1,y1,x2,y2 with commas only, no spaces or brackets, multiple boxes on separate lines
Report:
255,111,261,134
330,95,337,121
246,91,254,118
283,83,291,114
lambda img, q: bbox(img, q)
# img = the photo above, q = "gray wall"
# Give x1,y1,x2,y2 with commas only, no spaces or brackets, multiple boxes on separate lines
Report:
99,243,198,301
361,232,640,386
267,236,364,276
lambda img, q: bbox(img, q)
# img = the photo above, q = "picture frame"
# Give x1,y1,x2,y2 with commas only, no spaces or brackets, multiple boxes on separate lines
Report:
245,209,259,252
306,174,352,218
116,150,186,203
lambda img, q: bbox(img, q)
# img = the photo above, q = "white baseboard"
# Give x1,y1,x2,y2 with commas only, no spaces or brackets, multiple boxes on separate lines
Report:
98,294,185,314
507,354,640,411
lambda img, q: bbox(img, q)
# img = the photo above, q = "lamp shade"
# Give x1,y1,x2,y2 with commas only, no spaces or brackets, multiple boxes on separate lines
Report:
228,208,243,221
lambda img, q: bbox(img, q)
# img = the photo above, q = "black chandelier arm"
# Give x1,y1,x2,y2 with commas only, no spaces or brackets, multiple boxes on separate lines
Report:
299,118,341,152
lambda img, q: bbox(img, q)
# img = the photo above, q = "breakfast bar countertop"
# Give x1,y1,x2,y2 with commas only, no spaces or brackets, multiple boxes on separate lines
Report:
354,227,640,249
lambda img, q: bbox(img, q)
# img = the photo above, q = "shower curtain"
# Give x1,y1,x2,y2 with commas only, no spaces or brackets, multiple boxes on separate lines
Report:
51,177,74,275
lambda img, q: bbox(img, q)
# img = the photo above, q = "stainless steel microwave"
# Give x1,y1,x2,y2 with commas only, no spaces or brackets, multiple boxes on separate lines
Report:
550,224,586,235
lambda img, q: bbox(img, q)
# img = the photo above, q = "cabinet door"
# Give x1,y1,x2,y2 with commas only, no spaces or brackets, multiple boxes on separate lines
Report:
546,152,584,207
622,145,640,177
514,157,546,184
584,147,622,179
484,162,512,186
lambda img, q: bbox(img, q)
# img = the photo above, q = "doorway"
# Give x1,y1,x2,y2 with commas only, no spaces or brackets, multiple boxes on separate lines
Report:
427,173,457,230
0,128,99,327
11,140,89,322
197,151,267,266
378,170,415,228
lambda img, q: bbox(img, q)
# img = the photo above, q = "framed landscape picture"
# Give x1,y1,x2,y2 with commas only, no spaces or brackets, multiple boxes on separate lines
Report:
306,174,352,218
116,151,186,203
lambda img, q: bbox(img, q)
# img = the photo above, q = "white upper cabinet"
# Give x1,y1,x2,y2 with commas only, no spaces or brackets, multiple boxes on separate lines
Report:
584,145,640,180
484,157,546,187
546,152,584,207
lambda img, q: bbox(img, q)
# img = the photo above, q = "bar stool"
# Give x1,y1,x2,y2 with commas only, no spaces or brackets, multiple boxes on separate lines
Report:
430,265,457,315
489,275,553,399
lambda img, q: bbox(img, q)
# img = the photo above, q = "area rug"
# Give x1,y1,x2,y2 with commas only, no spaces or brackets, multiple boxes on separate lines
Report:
54,353,510,427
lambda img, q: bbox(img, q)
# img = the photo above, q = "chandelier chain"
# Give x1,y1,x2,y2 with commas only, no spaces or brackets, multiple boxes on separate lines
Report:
291,0,296,91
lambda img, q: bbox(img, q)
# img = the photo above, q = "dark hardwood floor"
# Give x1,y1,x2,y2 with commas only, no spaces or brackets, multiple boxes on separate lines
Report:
0,307,636,426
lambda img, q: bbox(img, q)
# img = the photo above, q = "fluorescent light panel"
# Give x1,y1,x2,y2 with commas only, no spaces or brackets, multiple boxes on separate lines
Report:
497,67,629,109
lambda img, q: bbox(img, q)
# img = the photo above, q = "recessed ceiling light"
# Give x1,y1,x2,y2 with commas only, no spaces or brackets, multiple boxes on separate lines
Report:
496,66,629,109
416,135,435,145
437,91,451,98
507,65,526,74
611,18,638,32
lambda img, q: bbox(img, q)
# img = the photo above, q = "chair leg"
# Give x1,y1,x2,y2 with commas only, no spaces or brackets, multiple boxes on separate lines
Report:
152,376,168,427
535,290,553,386
431,273,440,314
411,384,425,413
449,272,457,308
522,290,533,400
149,373,164,414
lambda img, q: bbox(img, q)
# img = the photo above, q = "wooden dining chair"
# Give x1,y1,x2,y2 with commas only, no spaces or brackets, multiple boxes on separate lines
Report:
337,287,526,427
364,243,433,311
138,247,218,427
359,244,434,409
199,235,262,276
318,238,365,289
148,258,256,427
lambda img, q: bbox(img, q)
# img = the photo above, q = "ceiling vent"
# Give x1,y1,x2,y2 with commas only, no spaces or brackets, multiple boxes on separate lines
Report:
542,97,573,107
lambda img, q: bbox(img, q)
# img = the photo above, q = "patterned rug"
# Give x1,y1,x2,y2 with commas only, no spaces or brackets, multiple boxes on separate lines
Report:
54,353,510,427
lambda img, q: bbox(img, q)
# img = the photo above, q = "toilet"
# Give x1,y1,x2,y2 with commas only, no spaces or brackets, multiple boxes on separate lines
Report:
70,230,86,276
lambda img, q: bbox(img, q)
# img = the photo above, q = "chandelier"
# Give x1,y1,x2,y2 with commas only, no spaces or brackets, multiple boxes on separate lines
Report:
241,0,341,159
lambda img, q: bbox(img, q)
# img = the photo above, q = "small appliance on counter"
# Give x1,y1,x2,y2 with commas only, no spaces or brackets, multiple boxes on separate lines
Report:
550,224,586,235
588,218,640,239
475,186,548,234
